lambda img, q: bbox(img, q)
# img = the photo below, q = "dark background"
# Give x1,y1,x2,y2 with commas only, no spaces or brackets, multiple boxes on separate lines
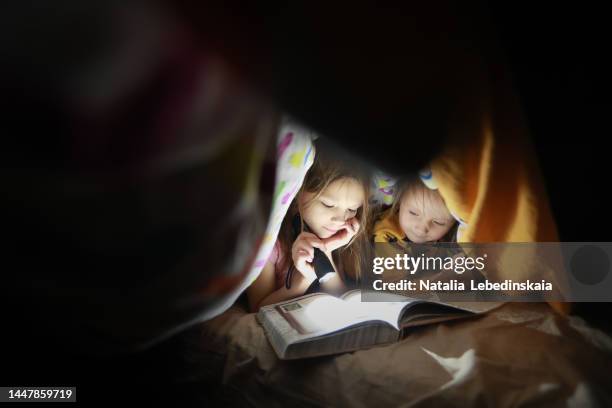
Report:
491,3,611,243
489,3,612,334
2,1,611,405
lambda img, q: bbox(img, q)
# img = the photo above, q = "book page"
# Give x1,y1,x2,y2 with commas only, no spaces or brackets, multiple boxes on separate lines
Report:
276,293,360,335
342,290,416,330
277,291,410,335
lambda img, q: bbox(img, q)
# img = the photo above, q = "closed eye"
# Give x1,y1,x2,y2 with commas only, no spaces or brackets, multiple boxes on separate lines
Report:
434,221,446,226
409,211,419,216
348,208,358,213
321,201,334,208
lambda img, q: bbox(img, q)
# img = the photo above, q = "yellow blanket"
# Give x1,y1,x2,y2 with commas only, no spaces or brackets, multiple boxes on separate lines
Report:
424,71,570,315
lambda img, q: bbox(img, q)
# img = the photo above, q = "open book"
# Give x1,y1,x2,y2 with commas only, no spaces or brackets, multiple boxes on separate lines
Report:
257,289,503,359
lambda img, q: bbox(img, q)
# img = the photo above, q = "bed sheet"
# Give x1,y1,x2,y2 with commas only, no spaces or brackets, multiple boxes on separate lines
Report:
177,301,612,407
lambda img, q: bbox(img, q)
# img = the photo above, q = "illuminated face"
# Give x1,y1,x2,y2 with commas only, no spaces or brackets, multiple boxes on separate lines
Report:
398,187,455,243
298,178,365,239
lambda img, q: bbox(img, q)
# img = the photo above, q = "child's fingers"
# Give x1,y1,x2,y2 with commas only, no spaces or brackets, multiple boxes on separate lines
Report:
295,253,316,280
296,248,309,259
298,262,316,281
344,221,355,236
344,218,358,236
297,233,326,252
351,218,360,233
308,239,326,251
293,243,314,262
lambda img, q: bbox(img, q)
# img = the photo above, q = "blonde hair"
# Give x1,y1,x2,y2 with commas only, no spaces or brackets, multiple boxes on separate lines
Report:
390,176,458,242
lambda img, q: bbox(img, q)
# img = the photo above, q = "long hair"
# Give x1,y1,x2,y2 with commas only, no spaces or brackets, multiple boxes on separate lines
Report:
277,139,372,283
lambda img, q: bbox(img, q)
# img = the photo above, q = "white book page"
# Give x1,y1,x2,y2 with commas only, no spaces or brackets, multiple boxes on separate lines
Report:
279,294,363,335
342,290,416,330
278,290,418,336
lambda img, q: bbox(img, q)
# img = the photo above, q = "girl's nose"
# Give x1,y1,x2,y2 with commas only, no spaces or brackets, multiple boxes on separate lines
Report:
415,223,428,234
331,209,349,223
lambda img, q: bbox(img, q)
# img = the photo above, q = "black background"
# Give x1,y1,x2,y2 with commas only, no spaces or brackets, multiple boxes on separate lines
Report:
2,1,611,405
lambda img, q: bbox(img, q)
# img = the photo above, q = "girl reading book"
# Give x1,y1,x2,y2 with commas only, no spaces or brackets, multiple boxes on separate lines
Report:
373,176,458,244
372,176,479,287
247,140,371,311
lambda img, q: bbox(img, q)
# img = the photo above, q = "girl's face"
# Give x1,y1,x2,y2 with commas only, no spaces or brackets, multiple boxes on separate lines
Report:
398,187,455,243
298,178,365,239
